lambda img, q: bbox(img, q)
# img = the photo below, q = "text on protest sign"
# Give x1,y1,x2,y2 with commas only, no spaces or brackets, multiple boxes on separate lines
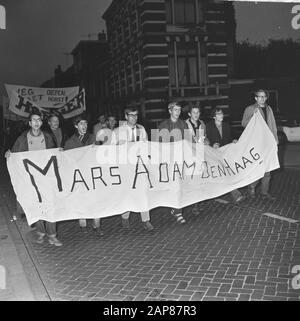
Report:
7,112,279,225
5,84,85,119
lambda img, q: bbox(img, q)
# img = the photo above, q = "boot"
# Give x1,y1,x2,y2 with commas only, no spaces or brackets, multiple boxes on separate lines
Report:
142,221,154,231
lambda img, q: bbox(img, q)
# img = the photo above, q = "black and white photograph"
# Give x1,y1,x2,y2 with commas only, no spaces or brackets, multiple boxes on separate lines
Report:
0,0,299,306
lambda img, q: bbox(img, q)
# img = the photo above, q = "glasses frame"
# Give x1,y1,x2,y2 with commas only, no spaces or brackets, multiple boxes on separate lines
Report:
126,113,138,118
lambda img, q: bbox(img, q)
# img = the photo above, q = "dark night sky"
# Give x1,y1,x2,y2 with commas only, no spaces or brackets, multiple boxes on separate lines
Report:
0,0,300,97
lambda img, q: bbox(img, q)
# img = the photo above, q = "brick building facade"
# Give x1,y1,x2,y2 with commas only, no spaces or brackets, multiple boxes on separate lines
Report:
103,0,236,126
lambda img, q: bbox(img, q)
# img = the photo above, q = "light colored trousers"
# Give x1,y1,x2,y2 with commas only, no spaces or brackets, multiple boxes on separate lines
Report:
121,211,150,222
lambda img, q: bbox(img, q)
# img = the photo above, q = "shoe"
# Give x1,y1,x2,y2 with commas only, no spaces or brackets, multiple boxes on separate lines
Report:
48,236,63,247
261,193,276,201
170,209,186,224
142,221,154,232
121,218,131,229
176,214,186,224
93,227,105,236
36,234,45,244
233,195,245,203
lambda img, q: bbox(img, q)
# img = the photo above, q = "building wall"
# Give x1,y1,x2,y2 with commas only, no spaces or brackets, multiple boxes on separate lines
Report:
41,37,111,124
72,40,110,121
103,0,236,127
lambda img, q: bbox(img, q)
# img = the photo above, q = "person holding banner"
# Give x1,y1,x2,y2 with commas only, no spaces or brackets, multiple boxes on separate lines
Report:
5,109,63,247
106,114,117,131
155,102,191,224
112,106,154,232
93,114,107,137
186,104,210,215
64,113,104,236
95,115,117,145
206,107,245,203
242,89,278,200
185,104,209,145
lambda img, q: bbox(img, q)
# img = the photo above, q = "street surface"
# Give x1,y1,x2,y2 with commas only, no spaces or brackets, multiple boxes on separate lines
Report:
0,145,299,301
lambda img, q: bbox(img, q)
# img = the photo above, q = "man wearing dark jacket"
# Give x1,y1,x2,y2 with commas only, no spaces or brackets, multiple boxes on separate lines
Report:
64,114,94,150
155,102,191,224
64,113,104,235
46,112,67,148
7,109,62,247
206,107,244,203
206,108,232,148
241,89,277,200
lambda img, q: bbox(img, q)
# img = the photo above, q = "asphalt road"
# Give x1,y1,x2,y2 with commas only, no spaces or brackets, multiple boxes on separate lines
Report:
281,142,300,169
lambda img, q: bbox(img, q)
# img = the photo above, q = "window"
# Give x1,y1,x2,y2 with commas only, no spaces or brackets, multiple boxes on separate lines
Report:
168,44,176,86
198,0,204,23
113,31,118,50
166,0,172,24
127,18,131,38
120,61,126,92
166,0,204,25
124,20,129,41
136,9,141,33
174,0,196,25
130,55,136,91
177,43,198,86
74,51,83,73
200,43,208,86
168,42,204,87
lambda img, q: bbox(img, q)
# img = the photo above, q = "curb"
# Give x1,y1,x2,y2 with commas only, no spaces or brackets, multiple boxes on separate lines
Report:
1,194,51,301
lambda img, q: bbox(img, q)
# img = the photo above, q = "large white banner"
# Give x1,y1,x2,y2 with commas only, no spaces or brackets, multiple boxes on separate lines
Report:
7,112,279,225
5,84,85,119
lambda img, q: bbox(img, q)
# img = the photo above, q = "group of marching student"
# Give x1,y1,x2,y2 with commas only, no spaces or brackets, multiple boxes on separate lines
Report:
5,89,278,248
5,111,119,246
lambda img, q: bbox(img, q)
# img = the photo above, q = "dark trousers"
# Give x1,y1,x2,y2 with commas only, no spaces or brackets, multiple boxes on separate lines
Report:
35,220,57,237
230,189,242,201
250,172,271,195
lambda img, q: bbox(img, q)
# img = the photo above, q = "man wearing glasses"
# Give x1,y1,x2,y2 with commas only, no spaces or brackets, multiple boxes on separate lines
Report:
6,109,63,247
113,106,154,232
113,107,147,144
242,89,278,200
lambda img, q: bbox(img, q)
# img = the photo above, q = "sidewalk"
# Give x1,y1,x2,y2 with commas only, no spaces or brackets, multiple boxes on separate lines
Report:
0,205,34,300
0,159,300,301
0,160,50,301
